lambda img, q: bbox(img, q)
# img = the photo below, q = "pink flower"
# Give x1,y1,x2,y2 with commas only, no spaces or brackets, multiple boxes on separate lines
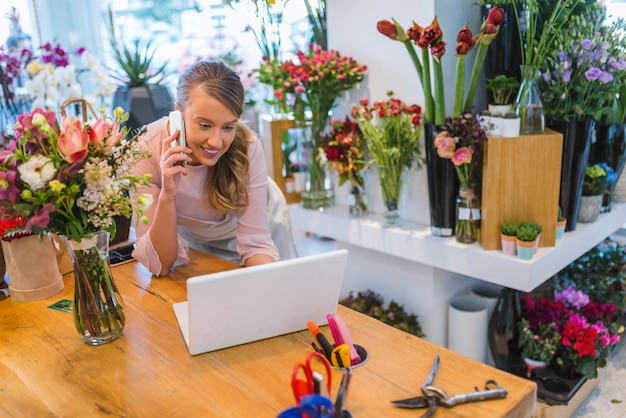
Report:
451,147,472,166
434,132,456,159
88,119,123,153
58,116,89,163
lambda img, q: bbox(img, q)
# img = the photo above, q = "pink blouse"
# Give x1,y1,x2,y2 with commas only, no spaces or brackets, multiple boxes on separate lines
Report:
132,117,279,275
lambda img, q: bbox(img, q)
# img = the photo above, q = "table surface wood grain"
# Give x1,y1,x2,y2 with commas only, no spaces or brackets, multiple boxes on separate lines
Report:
0,249,536,417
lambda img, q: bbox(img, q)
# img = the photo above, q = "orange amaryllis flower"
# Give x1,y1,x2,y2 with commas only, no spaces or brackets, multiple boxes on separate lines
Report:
58,116,89,163
89,119,124,153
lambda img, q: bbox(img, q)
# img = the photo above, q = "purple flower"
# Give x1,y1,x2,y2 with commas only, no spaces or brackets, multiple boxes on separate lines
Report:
598,71,613,83
581,39,593,50
557,51,568,61
612,58,626,71
555,286,590,310
585,67,603,81
562,71,571,82
542,72,551,82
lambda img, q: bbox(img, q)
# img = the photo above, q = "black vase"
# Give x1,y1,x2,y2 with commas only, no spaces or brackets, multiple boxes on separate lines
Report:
481,3,522,103
547,119,595,232
488,288,522,374
424,124,459,237
112,85,174,135
589,123,626,208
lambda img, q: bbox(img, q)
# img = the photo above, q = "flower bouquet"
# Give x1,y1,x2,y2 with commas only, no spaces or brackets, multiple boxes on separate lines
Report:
433,113,487,243
377,7,504,124
0,105,153,344
321,116,369,216
280,44,367,209
352,93,422,226
519,286,623,379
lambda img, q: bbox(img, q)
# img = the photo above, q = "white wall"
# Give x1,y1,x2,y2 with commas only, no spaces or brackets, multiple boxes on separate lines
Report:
327,0,487,225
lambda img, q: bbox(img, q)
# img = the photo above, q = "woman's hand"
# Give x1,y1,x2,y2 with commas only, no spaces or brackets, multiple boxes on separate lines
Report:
160,130,192,197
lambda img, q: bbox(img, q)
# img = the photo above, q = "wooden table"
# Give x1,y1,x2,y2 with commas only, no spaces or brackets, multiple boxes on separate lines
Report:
0,250,536,417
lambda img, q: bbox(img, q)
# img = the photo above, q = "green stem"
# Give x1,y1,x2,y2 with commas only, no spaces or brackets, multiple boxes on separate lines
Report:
463,43,488,113
421,48,434,125
403,40,424,92
433,59,445,125
453,56,465,118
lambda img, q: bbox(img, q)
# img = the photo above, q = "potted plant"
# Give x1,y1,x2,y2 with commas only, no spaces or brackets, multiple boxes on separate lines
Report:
517,318,559,377
106,7,173,135
485,74,520,115
578,164,614,223
501,222,518,256
516,222,541,260
556,206,566,240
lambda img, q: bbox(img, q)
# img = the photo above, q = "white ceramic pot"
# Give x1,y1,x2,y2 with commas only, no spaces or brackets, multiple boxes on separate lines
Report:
500,117,521,138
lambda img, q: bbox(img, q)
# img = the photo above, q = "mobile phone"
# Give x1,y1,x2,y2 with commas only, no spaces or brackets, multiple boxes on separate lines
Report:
169,110,186,147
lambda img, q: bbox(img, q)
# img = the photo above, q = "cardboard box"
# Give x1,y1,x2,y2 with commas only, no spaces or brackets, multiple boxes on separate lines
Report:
531,374,600,418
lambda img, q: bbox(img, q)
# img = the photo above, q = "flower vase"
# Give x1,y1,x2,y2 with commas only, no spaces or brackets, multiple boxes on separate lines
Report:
377,164,406,227
424,124,459,236
301,117,334,210
1,234,64,302
589,123,626,210
60,230,125,345
348,181,368,217
488,287,522,373
547,119,595,232
455,186,480,243
515,65,545,135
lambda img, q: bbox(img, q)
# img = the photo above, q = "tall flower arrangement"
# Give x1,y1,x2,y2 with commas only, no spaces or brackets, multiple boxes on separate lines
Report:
377,7,504,125
352,93,422,224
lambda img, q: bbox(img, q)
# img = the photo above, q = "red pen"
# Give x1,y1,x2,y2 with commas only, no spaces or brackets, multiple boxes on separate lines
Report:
307,321,334,361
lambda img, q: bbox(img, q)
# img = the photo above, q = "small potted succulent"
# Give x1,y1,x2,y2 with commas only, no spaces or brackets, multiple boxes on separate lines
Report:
578,164,614,223
516,222,542,260
500,222,518,256
556,206,567,240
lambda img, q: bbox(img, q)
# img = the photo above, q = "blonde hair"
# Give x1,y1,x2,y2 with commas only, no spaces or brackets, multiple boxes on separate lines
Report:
176,61,252,212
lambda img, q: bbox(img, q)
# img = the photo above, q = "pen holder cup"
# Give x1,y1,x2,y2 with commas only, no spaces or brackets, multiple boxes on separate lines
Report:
330,344,369,370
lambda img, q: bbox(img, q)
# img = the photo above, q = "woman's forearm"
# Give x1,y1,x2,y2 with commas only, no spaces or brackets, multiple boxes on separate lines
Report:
148,193,180,275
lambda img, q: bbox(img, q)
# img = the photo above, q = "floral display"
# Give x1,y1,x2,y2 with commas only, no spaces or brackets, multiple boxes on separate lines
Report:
434,113,487,189
321,116,369,215
352,93,422,223
518,286,623,379
538,16,626,122
377,7,504,124
582,163,616,196
0,208,28,241
0,106,153,241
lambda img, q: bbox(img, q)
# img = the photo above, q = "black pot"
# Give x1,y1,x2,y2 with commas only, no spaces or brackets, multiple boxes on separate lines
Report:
424,124,459,237
481,3,522,103
112,85,174,135
547,119,595,232
589,123,626,208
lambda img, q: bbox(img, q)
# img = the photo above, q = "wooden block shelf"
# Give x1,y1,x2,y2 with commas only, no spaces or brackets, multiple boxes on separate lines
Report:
480,129,564,250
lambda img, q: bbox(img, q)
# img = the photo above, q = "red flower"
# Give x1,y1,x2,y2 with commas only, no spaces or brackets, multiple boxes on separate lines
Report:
430,42,446,60
377,20,399,40
419,17,443,47
487,7,505,26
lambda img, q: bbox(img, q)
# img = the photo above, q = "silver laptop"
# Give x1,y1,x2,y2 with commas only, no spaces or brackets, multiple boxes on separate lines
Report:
173,249,348,355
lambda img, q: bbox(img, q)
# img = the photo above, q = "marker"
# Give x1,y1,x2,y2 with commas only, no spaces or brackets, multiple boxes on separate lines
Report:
307,321,334,361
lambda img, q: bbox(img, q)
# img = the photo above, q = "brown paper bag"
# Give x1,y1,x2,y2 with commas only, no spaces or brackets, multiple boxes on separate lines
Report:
1,234,64,302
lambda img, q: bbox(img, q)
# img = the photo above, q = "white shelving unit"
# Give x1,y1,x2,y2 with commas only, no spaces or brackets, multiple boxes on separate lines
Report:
289,203,626,346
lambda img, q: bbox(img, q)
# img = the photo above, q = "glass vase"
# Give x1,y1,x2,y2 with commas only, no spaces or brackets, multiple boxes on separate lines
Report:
348,181,368,217
515,65,544,135
300,116,334,210
60,230,125,346
455,186,480,244
377,164,405,227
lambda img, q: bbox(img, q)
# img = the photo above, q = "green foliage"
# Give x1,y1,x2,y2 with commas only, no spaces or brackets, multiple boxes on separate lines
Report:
485,74,520,105
516,222,541,242
106,7,168,88
340,290,425,338
583,164,608,196
501,222,518,236
518,318,560,364
551,238,626,313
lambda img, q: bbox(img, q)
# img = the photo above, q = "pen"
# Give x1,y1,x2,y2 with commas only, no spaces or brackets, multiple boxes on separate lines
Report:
307,321,334,360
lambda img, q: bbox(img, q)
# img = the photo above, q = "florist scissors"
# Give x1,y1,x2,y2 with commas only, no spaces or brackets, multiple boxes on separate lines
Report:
291,351,333,403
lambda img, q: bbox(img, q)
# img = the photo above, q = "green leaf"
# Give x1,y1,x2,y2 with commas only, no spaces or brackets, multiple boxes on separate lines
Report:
611,399,622,404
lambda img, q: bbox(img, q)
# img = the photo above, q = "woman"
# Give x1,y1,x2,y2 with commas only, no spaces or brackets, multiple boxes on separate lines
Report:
132,61,281,276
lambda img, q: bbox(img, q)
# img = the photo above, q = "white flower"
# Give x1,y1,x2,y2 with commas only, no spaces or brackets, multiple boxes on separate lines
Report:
17,154,57,190
136,193,153,210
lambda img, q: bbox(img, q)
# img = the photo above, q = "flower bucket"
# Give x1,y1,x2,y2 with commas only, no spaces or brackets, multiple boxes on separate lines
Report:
500,234,517,256
516,239,536,260
1,234,64,302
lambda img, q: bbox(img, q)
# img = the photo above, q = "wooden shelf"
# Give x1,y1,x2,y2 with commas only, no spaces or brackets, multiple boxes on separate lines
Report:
289,202,626,292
